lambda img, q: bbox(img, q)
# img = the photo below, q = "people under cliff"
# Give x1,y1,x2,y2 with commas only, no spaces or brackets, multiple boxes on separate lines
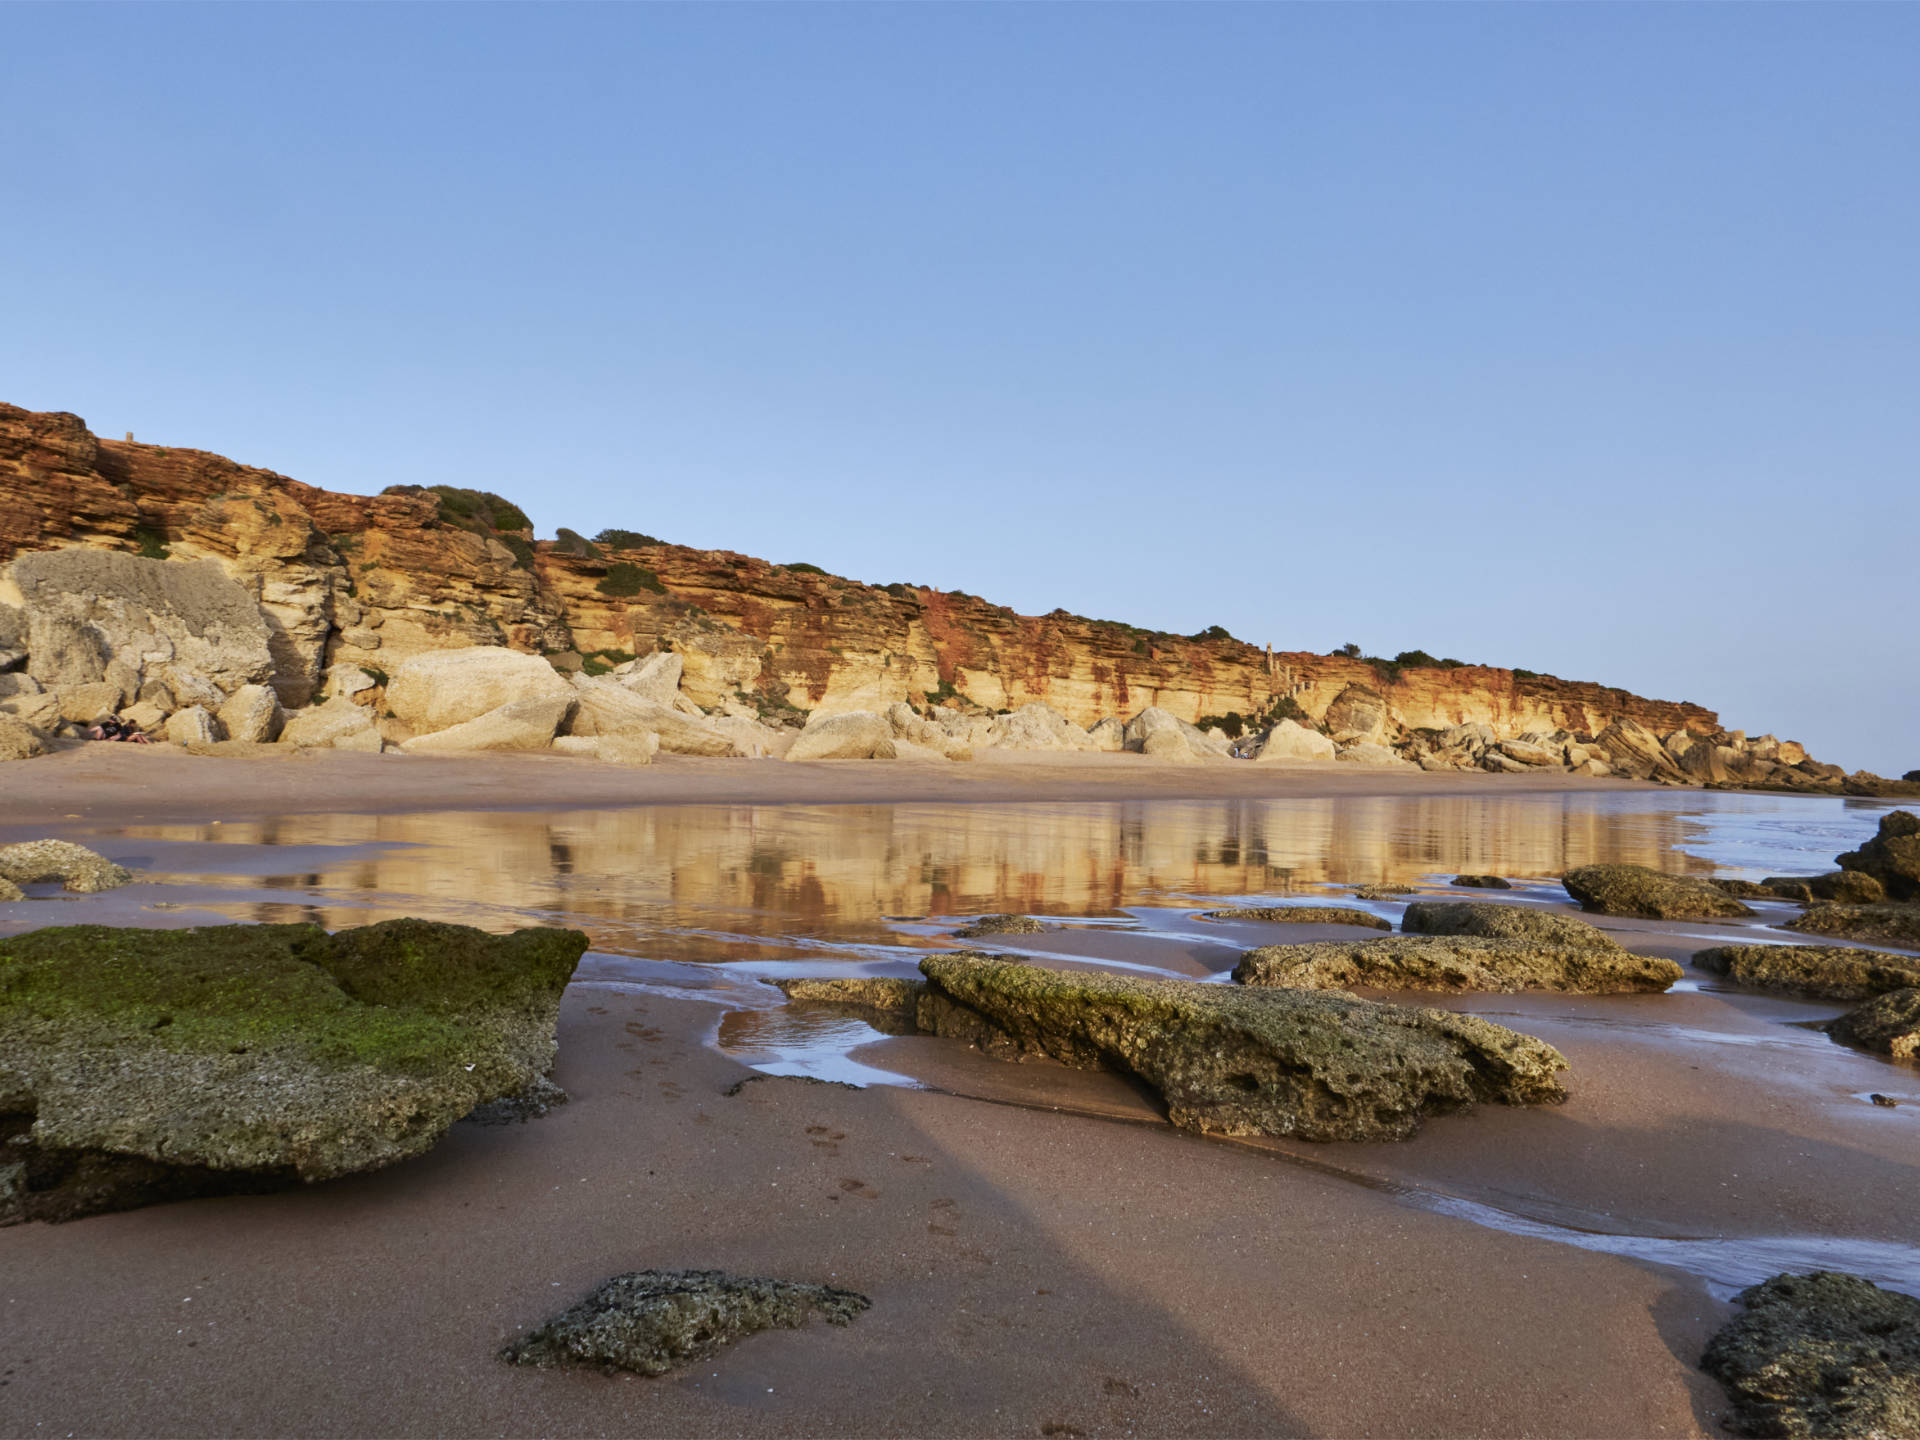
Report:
86,715,150,744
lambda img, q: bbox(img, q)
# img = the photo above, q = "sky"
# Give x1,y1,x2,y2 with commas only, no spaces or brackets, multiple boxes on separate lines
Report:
3,4,1915,772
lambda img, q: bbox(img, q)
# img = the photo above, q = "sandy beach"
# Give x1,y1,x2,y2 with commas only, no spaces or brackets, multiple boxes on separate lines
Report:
4,754,1916,1438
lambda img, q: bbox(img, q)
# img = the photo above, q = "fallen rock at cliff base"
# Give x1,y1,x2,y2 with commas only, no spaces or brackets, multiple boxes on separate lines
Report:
915,953,1568,1141
1403,900,1621,949
1,918,587,1224
987,702,1097,752
0,713,46,762
1233,935,1679,994
1204,906,1391,931
501,1269,871,1376
0,841,131,893
278,695,384,752
1562,864,1755,920
1124,706,1228,761
1700,1271,1920,1440
1827,989,1920,1061
1786,904,1920,949
385,647,575,736
1249,718,1336,763
786,710,897,761
217,683,284,745
400,695,573,753
1691,945,1920,1002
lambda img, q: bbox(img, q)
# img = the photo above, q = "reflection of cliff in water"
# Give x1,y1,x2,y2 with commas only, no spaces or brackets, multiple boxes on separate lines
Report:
119,794,1723,952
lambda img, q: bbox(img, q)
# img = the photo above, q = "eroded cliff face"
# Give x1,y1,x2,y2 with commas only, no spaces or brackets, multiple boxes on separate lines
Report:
1,401,1720,738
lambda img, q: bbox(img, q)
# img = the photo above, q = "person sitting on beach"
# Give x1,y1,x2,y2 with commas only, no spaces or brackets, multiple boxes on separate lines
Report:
86,714,151,744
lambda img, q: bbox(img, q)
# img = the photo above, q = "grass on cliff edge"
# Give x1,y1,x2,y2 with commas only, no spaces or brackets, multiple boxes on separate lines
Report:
0,920,587,1077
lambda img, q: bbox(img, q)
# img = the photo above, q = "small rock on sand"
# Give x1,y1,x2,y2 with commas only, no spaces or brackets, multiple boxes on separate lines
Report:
0,840,131,894
501,1269,871,1376
1451,874,1512,889
952,913,1047,939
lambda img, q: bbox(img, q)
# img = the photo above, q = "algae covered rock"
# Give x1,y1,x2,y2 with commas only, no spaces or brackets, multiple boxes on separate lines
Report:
1233,935,1679,995
0,841,131,894
1787,904,1920,950
0,877,23,902
916,953,1568,1141
953,913,1047,938
1,918,587,1223
1562,864,1755,920
1827,989,1920,1062
1402,900,1620,949
502,1269,871,1376
1204,906,1391,931
1700,1271,1920,1439
1451,874,1512,890
1353,884,1417,900
1692,945,1920,1002
773,975,926,1032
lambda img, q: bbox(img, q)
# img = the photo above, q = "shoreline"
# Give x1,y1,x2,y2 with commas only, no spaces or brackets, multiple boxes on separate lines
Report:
2,742,1695,830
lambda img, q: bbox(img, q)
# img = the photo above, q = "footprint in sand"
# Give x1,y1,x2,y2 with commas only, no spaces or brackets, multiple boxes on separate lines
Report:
838,1177,877,1199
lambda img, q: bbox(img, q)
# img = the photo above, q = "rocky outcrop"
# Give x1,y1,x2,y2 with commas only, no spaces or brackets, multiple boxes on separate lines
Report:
0,841,131,894
387,648,574,736
1,919,586,1224
1203,906,1391,931
1123,706,1230,761
1402,901,1620,949
1248,718,1336,763
0,712,45,762
502,1270,871,1376
1837,811,1920,902
914,953,1568,1140
1562,865,1756,920
1232,936,1680,994
1692,945,1920,1002
1700,1271,1920,1440
1784,903,1920,949
1827,989,1920,1061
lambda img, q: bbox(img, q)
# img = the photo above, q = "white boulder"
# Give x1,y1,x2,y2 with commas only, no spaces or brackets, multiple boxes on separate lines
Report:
400,696,573,754
786,710,897,761
386,648,573,736
1250,718,1336,763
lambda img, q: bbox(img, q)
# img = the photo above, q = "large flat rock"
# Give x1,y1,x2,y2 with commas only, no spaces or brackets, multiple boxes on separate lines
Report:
1232,935,1680,994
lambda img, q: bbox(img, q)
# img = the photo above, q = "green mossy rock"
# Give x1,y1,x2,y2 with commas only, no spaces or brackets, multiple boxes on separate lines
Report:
1701,1271,1920,1438
1828,989,1920,1062
1233,935,1678,995
1204,906,1391,931
915,953,1568,1141
952,913,1046,938
1562,864,1755,920
1451,874,1512,889
1692,945,1920,1002
503,1269,871,1376
1787,904,1920,950
1402,900,1621,949
1,919,587,1224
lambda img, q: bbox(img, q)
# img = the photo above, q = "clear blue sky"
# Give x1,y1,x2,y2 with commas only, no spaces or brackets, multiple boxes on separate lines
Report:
4,4,1915,772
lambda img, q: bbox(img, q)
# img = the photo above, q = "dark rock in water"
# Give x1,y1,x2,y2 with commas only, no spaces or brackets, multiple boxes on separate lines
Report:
0,840,131,894
1693,945,1920,1002
1352,884,1417,900
1811,871,1890,905
1787,904,1920,949
1700,1271,1920,1439
1828,989,1920,1062
502,1269,871,1376
1451,874,1512,889
1233,935,1678,995
1562,864,1754,920
1204,905,1391,931
952,913,1046,938
917,953,1568,1141
1402,900,1621,949
1837,811,1920,902
0,919,587,1224
1712,878,1776,899
1870,1093,1899,1108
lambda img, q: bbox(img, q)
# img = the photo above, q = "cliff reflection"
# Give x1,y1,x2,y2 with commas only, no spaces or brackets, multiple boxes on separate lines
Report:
118,795,1719,957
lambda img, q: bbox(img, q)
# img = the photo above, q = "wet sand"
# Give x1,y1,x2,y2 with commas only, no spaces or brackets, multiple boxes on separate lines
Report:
0,741,1648,829
4,760,1915,1436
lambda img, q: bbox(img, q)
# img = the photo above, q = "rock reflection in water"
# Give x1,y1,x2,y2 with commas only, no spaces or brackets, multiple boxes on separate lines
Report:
104,792,1890,962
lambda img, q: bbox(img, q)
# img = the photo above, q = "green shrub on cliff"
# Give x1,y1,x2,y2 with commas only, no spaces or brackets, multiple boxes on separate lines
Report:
597,562,666,597
594,528,662,550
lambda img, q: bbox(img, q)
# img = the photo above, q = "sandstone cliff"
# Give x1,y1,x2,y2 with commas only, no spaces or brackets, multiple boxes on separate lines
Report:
0,400,1809,761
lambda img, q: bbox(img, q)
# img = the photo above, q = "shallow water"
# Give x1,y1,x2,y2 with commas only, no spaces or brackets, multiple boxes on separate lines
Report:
8,786,1917,1299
